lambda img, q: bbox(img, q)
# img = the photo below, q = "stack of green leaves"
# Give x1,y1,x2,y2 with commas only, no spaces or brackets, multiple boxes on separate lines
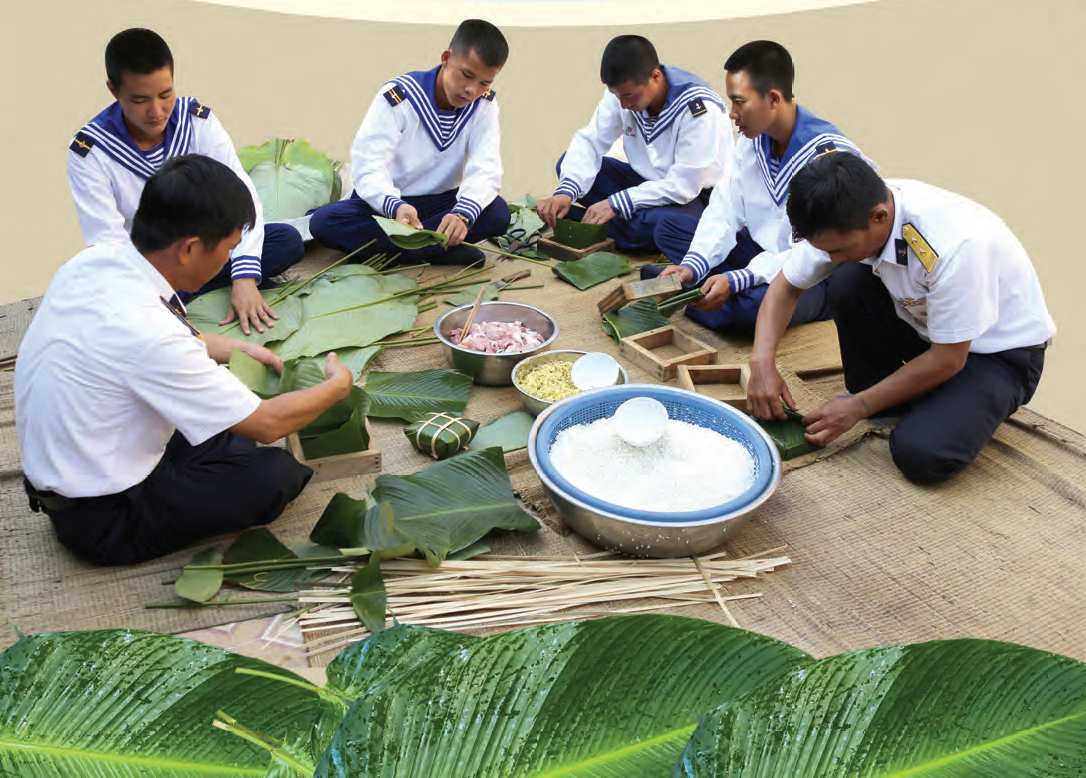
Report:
601,287,707,342
552,251,633,290
238,138,343,222
404,411,480,460
492,195,550,260
553,217,609,249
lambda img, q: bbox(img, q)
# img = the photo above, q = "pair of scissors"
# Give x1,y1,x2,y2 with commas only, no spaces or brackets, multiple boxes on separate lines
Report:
506,227,541,253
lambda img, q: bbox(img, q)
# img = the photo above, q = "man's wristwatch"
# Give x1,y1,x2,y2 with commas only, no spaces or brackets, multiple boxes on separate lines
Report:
454,213,472,227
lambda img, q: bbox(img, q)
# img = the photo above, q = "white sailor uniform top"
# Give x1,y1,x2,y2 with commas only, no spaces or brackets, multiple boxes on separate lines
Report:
784,180,1056,354
350,65,502,225
67,98,267,282
681,105,866,287
554,65,732,220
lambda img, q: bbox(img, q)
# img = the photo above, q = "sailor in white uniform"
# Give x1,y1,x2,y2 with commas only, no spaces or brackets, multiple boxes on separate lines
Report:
747,152,1055,482
647,41,870,335
67,28,303,337
310,20,510,265
535,35,732,253
19,156,353,565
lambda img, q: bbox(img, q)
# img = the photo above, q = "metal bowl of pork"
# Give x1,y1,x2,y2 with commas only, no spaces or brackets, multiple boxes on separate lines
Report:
513,350,630,416
435,302,560,386
528,384,782,557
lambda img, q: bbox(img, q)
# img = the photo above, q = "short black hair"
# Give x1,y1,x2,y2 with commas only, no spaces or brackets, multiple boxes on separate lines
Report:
449,19,509,69
787,152,889,240
600,35,659,86
131,155,256,254
105,28,174,89
724,40,795,101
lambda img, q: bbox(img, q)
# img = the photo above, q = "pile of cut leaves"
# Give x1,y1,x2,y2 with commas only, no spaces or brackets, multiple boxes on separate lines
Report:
2,617,1083,775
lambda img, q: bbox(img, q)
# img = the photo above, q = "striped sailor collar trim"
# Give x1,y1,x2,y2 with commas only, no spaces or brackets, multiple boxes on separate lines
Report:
754,104,859,207
629,65,724,145
79,97,197,181
392,66,483,152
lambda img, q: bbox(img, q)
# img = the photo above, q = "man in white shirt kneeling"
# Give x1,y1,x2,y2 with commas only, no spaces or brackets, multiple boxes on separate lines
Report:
17,155,354,565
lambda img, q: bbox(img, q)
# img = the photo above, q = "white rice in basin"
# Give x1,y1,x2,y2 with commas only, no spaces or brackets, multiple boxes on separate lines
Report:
549,416,756,512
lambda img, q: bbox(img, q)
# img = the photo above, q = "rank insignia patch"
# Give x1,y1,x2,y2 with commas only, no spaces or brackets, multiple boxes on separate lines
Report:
895,238,908,265
383,85,407,107
688,98,707,117
815,141,838,155
188,101,211,119
69,132,95,158
903,223,939,273
481,88,497,101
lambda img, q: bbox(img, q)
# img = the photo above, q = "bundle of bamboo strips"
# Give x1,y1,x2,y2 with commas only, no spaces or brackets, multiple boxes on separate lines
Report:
298,548,790,657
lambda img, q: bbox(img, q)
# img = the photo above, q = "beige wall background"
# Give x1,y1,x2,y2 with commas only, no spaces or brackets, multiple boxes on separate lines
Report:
2,0,1083,433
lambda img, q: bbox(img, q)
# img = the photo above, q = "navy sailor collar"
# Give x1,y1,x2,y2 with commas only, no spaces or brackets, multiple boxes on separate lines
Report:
755,104,862,207
79,97,197,180
630,64,724,146
392,65,483,152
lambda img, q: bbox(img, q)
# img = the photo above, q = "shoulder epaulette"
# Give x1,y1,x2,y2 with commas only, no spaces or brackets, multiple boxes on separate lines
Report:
903,222,939,273
481,88,497,101
188,100,211,119
687,98,707,117
383,85,407,107
814,140,838,156
69,131,95,158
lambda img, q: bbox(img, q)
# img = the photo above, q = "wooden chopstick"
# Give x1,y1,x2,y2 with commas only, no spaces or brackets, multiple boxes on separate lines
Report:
457,285,489,345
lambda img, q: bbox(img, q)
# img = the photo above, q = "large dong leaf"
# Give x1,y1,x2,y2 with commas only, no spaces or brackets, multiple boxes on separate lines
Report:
0,629,321,777
239,138,340,222
363,369,473,422
373,215,449,250
601,298,670,343
675,639,1086,777
186,288,305,346
314,615,812,777
553,251,633,291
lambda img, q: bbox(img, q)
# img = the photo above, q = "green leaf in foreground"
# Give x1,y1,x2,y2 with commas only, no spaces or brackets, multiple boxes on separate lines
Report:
174,547,223,603
553,251,634,290
364,369,473,422
299,386,371,460
443,282,499,306
0,629,321,776
349,558,387,635
238,138,340,222
675,639,1086,777
314,615,812,777
466,410,535,453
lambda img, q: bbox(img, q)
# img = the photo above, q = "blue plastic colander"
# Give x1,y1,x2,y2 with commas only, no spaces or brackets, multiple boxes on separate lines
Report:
530,384,780,524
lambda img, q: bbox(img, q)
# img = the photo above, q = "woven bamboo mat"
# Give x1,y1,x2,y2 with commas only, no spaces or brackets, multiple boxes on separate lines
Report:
1,245,1083,666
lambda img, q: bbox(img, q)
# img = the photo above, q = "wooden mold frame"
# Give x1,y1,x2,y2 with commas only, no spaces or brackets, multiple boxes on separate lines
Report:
537,236,617,262
286,420,382,484
677,364,750,411
596,274,683,314
618,325,719,382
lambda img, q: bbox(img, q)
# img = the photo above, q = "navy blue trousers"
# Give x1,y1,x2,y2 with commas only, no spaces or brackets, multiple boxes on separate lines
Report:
828,262,1045,482
309,189,510,261
28,430,313,565
643,217,831,336
187,222,306,300
558,156,711,253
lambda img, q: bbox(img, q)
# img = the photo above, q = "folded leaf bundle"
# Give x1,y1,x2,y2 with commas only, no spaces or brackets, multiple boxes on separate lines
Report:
552,252,633,290
756,407,822,460
238,138,342,222
405,412,480,460
373,215,450,250
553,218,609,249
600,288,707,343
299,386,372,460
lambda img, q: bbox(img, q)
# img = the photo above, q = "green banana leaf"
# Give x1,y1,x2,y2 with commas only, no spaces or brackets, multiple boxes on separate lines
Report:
553,218,609,249
466,410,535,452
263,696,349,778
308,448,538,566
186,288,306,347
657,287,706,317
444,283,499,306
675,639,1086,777
173,547,223,603
221,528,336,593
349,558,387,634
757,407,822,460
238,138,341,222
363,369,473,422
313,615,812,776
553,251,633,290
601,298,670,343
299,386,371,460
0,629,323,776
373,215,449,250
